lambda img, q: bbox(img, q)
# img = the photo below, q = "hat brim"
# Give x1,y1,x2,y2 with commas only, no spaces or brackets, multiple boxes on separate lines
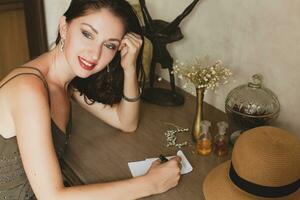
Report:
203,160,300,200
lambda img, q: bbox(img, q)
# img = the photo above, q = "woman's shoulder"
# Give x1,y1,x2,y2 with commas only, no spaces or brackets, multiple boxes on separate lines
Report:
1,66,47,86
0,67,50,134
0,67,50,106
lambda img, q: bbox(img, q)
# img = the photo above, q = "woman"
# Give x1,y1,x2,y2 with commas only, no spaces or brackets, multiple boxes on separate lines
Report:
0,0,181,199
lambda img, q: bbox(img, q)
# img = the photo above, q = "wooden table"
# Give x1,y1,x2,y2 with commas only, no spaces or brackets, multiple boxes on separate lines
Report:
64,89,232,200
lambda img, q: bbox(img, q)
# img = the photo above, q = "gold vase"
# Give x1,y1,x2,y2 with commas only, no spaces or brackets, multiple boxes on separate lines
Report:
192,87,205,142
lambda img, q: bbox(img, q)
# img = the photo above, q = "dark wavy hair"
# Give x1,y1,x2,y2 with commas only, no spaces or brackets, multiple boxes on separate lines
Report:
56,0,144,106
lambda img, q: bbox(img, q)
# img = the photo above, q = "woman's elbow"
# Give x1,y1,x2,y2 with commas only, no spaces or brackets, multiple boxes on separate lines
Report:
120,122,138,133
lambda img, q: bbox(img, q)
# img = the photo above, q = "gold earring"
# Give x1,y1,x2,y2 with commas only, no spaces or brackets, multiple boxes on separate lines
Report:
107,64,110,73
60,39,65,52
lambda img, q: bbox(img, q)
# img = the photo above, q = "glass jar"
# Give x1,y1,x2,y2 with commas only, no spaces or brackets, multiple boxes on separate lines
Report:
214,121,229,156
225,74,280,132
197,120,212,155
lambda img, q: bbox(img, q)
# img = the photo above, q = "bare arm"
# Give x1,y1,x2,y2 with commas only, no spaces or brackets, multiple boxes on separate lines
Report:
10,76,180,200
71,68,140,133
71,32,143,132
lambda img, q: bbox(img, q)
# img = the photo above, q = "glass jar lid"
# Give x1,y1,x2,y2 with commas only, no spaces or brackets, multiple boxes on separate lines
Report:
225,74,280,117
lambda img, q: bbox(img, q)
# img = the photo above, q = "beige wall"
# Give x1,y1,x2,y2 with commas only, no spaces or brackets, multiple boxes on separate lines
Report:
44,0,70,47
44,0,300,136
144,0,300,136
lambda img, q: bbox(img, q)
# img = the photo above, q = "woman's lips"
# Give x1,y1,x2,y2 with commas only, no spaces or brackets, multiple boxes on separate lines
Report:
78,56,96,71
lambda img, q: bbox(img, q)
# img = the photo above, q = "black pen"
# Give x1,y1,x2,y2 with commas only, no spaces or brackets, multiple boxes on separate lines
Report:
159,154,169,163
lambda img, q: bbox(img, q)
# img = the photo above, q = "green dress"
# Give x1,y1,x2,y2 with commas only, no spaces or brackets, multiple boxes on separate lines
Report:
0,67,82,199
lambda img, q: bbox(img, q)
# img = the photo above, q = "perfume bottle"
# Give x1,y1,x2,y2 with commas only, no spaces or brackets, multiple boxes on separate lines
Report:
214,121,229,156
197,120,212,155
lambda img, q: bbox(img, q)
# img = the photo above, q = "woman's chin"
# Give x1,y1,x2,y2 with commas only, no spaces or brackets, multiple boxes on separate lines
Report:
73,68,93,79
77,73,92,79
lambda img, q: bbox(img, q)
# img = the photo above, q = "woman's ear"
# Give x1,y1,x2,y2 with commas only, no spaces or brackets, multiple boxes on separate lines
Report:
118,41,125,51
59,16,68,39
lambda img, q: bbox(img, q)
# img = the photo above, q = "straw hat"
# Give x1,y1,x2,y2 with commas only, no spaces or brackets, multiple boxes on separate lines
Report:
203,126,300,200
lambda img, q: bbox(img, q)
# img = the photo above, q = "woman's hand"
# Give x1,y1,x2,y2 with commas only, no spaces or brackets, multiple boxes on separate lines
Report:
144,156,182,195
119,32,143,73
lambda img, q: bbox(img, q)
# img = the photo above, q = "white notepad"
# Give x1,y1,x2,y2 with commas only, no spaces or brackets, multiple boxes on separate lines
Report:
128,150,193,177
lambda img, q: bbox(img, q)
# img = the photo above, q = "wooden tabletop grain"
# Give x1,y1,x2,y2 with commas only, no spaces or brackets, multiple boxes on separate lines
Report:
64,89,232,200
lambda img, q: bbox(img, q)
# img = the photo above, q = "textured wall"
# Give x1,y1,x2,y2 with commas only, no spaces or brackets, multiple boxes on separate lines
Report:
44,0,71,47
44,0,300,136
143,0,300,136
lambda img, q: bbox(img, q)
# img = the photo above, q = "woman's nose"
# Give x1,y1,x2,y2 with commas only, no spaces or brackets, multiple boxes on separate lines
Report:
90,44,102,61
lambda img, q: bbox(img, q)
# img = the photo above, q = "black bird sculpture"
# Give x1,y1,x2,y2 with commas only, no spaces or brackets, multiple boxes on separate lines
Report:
139,0,200,106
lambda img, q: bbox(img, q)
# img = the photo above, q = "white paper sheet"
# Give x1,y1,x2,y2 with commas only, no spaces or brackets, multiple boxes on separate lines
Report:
128,150,193,177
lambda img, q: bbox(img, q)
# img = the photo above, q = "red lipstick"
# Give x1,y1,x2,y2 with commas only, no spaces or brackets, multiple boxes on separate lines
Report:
78,56,96,71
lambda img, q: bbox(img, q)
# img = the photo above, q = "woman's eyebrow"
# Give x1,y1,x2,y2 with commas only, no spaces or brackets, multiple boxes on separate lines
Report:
81,23,121,43
82,23,98,34
107,39,121,43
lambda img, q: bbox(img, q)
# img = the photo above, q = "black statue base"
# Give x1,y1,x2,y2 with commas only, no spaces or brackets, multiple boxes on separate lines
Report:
139,0,199,106
142,88,185,106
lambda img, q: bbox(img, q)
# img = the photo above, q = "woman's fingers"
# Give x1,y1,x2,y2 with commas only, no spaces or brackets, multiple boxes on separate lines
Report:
126,33,143,45
172,156,182,172
152,159,161,166
119,33,143,69
145,155,182,195
122,33,142,48
122,35,141,51
171,156,182,165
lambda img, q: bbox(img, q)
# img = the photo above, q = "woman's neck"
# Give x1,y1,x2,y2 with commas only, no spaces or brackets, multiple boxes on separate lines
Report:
23,46,76,92
46,47,75,90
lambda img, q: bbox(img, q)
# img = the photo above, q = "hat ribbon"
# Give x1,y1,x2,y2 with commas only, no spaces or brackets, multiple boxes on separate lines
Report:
229,163,300,198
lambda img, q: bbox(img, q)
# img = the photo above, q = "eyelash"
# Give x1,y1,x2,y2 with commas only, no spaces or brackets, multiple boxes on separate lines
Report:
104,43,117,50
81,30,117,51
81,30,93,40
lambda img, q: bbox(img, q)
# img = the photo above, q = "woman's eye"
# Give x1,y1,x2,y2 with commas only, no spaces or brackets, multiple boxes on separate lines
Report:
81,30,93,40
104,43,117,50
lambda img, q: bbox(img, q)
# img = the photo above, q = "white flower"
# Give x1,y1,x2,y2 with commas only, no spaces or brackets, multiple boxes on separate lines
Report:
173,56,233,91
